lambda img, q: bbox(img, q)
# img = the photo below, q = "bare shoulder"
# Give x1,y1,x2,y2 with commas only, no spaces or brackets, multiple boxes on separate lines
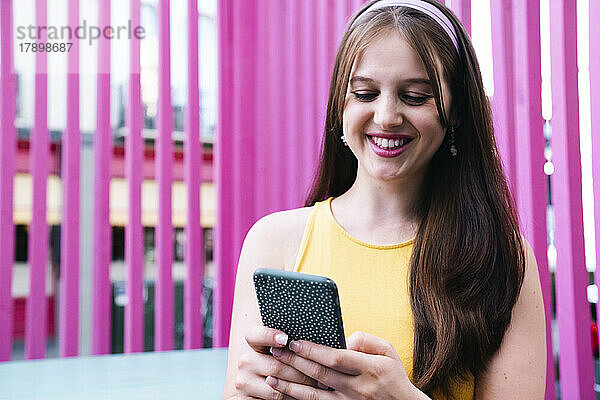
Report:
222,205,315,398
519,236,541,289
246,206,314,270
253,206,314,236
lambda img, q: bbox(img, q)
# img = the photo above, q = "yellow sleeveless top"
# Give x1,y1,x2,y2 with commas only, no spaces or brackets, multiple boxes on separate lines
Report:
293,198,475,400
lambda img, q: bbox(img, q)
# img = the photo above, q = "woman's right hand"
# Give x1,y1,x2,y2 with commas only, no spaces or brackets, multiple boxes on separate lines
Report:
234,326,319,399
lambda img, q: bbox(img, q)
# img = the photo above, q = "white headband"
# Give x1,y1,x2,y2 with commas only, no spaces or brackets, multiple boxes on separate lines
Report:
352,0,459,53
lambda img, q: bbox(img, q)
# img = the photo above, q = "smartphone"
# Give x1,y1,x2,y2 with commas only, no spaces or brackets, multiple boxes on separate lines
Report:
253,267,346,349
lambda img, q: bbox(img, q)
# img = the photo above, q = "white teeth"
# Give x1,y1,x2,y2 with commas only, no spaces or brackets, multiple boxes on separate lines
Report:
369,136,412,150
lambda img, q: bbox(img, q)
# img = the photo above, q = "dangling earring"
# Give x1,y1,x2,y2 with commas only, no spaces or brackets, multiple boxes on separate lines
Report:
449,127,457,157
341,135,349,147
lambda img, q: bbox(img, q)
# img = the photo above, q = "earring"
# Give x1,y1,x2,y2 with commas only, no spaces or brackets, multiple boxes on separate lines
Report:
341,135,349,147
449,127,457,157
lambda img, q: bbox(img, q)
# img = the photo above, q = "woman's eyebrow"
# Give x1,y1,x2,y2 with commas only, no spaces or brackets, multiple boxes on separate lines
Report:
349,76,378,85
349,76,432,86
403,78,432,86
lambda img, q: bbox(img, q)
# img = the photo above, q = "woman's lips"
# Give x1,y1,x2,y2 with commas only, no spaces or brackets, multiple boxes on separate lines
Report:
366,134,414,158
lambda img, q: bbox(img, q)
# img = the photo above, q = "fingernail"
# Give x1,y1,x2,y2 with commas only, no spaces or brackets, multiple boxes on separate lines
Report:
275,333,288,346
289,340,300,352
271,347,283,357
266,376,278,387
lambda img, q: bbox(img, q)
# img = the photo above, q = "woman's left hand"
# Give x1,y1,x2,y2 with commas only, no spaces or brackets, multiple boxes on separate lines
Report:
266,331,431,399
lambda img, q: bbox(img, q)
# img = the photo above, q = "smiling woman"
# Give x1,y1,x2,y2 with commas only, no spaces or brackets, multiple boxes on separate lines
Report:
223,1,546,399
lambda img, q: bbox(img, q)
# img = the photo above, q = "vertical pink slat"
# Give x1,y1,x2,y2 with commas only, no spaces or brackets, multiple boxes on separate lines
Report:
184,0,204,349
59,0,81,358
231,0,243,247
231,0,242,282
490,0,516,190
285,0,299,208
214,0,235,347
449,0,470,35
315,0,329,162
334,0,347,47
301,0,315,197
549,0,595,397
0,0,16,362
271,0,279,214
155,0,174,351
254,0,270,216
26,0,49,360
266,0,276,214
232,0,256,284
271,1,286,209
346,1,356,44
125,0,144,353
511,1,556,398
326,0,336,70
592,0,600,351
94,0,112,355
262,0,277,213
241,0,256,248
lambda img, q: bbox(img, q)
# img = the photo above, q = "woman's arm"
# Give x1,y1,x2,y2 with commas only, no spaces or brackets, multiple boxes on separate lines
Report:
222,209,313,399
474,239,547,399
222,214,285,399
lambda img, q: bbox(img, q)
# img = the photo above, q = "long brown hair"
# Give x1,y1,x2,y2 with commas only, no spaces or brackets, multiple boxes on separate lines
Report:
304,1,526,397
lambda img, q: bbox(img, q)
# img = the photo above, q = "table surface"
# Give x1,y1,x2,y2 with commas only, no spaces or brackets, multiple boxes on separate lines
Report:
0,348,228,399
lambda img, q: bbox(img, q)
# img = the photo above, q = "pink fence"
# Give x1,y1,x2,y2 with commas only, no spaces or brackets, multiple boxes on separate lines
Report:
0,0,599,398
491,0,555,396
0,0,205,359
124,0,143,355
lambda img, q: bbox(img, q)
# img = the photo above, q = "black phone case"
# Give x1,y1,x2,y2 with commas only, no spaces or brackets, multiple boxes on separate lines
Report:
253,268,346,349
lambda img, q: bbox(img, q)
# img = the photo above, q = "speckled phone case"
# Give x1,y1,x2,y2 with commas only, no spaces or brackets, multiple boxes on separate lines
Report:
253,268,346,349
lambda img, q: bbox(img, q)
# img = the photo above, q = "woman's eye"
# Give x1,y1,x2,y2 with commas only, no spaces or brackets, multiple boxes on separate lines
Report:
352,92,377,101
351,91,432,104
402,94,432,105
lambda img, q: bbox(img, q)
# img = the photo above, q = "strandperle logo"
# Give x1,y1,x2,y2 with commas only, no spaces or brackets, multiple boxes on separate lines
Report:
16,19,146,46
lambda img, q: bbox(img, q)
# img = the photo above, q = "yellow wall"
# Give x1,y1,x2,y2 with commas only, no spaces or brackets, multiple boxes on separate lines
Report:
12,173,215,228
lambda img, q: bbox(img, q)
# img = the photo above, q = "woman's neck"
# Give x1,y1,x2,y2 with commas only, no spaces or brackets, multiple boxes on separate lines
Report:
333,169,424,238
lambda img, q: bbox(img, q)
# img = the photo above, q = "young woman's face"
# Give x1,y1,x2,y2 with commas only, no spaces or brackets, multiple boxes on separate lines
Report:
342,30,451,183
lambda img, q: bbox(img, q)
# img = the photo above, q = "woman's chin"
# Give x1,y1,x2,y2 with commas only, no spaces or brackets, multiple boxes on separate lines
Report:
368,168,406,183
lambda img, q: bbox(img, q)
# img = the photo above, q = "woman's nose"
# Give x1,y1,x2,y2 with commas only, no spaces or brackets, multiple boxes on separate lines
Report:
372,95,403,129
